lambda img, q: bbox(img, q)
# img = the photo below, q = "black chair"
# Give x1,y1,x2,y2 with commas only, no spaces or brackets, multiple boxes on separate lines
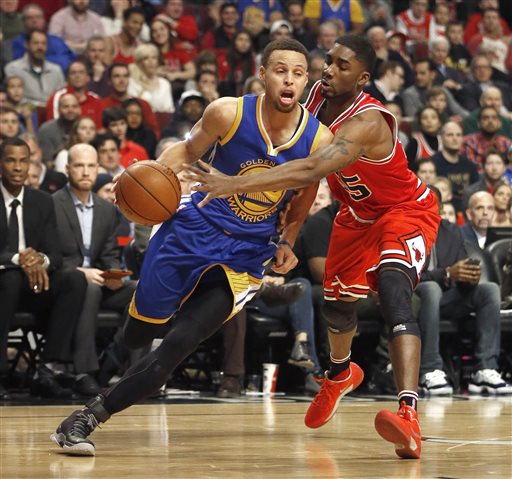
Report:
485,238,511,287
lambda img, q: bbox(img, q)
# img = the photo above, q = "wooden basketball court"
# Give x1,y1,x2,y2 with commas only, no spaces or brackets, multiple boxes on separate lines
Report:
1,395,511,478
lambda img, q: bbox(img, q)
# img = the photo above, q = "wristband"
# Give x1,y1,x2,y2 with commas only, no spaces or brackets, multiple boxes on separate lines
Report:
278,240,292,248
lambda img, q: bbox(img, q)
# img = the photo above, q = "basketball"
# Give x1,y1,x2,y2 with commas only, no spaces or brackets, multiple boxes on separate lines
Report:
116,160,182,226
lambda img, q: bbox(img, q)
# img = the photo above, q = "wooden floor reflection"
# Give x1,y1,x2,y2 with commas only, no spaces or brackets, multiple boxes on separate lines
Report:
0,396,511,479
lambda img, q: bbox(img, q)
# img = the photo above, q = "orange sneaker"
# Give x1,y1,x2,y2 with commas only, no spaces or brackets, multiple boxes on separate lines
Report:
304,362,364,429
374,404,422,459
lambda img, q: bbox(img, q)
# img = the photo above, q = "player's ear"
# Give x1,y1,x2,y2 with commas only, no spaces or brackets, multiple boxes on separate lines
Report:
259,65,266,82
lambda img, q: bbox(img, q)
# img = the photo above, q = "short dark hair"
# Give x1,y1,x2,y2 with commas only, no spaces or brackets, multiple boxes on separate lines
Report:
335,35,377,74
415,57,436,71
413,156,436,173
478,105,499,120
260,38,309,69
377,60,402,79
27,29,47,42
0,137,30,160
220,2,237,14
91,132,121,151
482,147,505,165
108,62,129,79
123,6,145,21
102,107,127,128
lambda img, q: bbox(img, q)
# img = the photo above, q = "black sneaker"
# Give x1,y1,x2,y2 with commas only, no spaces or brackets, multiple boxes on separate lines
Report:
288,340,315,369
50,395,110,456
217,375,241,398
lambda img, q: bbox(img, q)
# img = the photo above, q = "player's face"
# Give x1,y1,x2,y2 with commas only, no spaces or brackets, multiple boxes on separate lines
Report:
321,44,369,99
67,154,99,192
260,50,308,113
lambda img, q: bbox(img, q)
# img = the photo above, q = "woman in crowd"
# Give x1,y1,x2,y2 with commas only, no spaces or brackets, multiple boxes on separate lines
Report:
122,98,157,158
491,183,512,227
217,30,256,97
128,43,175,113
405,106,442,167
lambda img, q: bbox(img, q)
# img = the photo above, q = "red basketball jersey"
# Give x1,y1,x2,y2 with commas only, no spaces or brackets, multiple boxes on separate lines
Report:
304,81,429,223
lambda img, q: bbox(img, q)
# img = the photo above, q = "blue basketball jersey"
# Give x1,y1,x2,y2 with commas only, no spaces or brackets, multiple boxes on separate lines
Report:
130,95,323,323
192,94,323,240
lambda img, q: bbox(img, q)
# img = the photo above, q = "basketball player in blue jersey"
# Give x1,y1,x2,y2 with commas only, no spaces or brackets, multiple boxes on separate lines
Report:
50,38,333,456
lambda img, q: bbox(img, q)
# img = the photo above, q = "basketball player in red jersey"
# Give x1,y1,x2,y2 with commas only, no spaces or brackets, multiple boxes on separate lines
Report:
186,35,441,459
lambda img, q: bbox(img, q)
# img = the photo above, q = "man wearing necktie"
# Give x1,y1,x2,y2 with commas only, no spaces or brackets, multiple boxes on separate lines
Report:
0,137,87,399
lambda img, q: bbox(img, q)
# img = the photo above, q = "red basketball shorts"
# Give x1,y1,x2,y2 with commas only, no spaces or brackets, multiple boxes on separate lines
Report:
324,195,440,300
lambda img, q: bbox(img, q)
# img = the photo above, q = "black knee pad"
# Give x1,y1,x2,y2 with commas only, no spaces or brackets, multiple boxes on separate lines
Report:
322,300,358,334
378,266,420,339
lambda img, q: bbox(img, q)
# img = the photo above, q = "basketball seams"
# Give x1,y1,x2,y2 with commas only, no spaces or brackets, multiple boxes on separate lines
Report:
117,177,167,225
135,162,182,206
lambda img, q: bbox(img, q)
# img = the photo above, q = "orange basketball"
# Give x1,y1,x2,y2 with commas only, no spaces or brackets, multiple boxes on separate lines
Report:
116,160,182,226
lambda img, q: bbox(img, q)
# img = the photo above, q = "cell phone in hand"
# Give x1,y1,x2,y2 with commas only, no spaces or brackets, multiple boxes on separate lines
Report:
465,258,481,266
101,269,133,280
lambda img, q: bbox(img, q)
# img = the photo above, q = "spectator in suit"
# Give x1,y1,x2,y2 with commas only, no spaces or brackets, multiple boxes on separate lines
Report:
416,186,511,396
401,57,466,119
10,3,76,74
461,191,496,248
4,30,65,107
37,93,81,163
52,143,137,396
455,55,511,112
429,36,463,93
19,132,67,194
0,137,87,399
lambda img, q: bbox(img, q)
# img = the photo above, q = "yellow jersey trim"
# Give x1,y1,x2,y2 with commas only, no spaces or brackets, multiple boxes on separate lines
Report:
256,94,310,156
219,97,244,145
309,124,324,154
128,295,173,324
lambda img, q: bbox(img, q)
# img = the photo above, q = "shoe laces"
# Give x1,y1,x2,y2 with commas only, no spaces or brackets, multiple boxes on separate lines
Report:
70,411,100,438
311,377,342,409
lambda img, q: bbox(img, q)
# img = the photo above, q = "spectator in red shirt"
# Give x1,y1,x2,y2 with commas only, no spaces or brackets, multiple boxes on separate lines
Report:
100,62,159,137
149,16,195,102
463,0,510,44
101,107,148,168
200,2,239,56
45,60,103,128
157,0,199,56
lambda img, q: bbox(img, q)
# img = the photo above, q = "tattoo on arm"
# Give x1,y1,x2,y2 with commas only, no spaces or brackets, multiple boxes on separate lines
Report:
321,133,364,165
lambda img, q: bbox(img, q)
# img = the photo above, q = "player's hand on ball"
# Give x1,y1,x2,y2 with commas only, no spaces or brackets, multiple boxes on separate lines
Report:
183,160,232,207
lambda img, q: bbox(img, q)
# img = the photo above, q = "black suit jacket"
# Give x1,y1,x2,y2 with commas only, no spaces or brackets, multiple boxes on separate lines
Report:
456,79,512,111
52,187,121,271
459,223,480,248
421,220,467,288
40,169,67,194
0,186,62,269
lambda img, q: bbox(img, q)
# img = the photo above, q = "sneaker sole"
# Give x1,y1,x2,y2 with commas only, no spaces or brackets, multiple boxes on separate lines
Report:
374,412,421,459
50,433,95,456
418,386,453,396
468,384,512,395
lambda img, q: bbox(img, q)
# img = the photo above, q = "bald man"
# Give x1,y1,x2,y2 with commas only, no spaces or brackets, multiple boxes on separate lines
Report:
52,144,137,396
461,190,496,248
37,93,81,162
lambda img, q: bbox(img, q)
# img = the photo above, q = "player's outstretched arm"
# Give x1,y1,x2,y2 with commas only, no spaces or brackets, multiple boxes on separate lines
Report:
156,97,239,174
185,110,393,203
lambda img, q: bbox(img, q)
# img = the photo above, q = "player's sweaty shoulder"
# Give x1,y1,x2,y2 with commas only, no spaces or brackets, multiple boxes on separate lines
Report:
203,97,240,138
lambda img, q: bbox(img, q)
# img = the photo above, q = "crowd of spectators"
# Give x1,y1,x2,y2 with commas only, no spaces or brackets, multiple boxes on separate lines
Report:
1,0,511,400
